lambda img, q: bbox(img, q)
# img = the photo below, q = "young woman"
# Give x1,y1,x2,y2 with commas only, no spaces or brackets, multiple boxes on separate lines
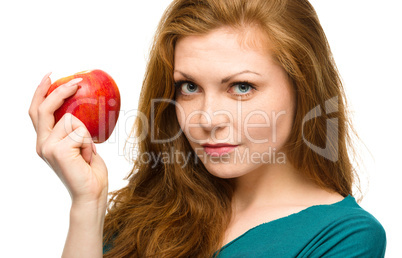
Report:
29,0,386,257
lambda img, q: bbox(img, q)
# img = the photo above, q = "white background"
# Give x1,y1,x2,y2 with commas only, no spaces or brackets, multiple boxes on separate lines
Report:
0,0,400,257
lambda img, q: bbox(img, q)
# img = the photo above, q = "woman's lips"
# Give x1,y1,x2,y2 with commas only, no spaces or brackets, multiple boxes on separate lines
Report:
202,145,239,157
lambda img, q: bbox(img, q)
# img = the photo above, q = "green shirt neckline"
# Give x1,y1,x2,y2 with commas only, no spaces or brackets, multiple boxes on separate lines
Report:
218,194,353,252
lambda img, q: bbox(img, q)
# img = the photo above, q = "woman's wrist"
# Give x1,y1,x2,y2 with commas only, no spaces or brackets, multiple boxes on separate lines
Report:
69,200,107,243
63,200,106,258
70,186,109,210
70,197,108,218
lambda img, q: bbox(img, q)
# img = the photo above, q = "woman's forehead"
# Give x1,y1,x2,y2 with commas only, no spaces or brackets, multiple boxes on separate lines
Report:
173,27,276,74
175,25,273,54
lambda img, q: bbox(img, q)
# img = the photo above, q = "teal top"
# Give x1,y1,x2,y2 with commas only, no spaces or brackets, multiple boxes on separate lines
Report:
103,195,386,257
213,195,386,257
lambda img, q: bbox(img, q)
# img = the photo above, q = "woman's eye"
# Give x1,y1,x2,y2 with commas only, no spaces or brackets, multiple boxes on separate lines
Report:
175,81,199,95
181,82,198,94
232,83,253,95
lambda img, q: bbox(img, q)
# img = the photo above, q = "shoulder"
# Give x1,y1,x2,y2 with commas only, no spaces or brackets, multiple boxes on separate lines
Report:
307,195,387,257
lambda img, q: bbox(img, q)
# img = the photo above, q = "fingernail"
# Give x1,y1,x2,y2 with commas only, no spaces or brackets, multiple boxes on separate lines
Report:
92,141,97,156
67,78,83,86
40,71,52,84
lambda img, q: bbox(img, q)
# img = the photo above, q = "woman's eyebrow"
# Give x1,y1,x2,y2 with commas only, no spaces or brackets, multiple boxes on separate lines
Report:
173,69,261,83
221,70,261,84
174,70,195,81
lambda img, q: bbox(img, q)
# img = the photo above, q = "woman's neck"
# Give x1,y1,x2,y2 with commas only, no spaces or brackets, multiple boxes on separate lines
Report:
231,160,336,213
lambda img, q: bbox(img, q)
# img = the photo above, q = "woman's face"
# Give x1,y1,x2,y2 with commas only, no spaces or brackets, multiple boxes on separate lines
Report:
174,26,296,179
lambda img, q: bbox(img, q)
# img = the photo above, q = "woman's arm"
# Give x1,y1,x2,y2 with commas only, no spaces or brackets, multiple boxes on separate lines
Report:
63,201,107,258
29,72,109,257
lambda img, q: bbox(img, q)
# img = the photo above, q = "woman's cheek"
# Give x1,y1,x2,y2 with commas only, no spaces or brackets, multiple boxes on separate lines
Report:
241,109,291,151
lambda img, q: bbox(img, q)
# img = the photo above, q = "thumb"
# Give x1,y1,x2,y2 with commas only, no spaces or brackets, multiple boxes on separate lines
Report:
89,150,108,190
65,126,93,164
89,148,107,174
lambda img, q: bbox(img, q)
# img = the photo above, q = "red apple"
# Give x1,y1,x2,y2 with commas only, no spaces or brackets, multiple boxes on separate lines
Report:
46,69,121,143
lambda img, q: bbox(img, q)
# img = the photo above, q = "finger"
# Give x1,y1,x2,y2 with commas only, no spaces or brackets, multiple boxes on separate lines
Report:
48,113,93,164
48,113,89,142
49,113,94,163
31,72,53,112
29,72,52,130
62,126,94,164
39,71,53,87
37,78,83,144
89,148,106,172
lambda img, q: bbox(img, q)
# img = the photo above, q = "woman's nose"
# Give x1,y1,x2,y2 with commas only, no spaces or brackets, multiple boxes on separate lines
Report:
198,95,232,132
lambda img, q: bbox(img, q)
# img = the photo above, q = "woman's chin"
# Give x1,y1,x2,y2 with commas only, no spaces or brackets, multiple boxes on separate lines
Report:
202,163,257,179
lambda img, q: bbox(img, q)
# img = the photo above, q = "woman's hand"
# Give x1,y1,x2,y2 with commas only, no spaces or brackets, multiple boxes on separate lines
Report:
29,72,108,207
